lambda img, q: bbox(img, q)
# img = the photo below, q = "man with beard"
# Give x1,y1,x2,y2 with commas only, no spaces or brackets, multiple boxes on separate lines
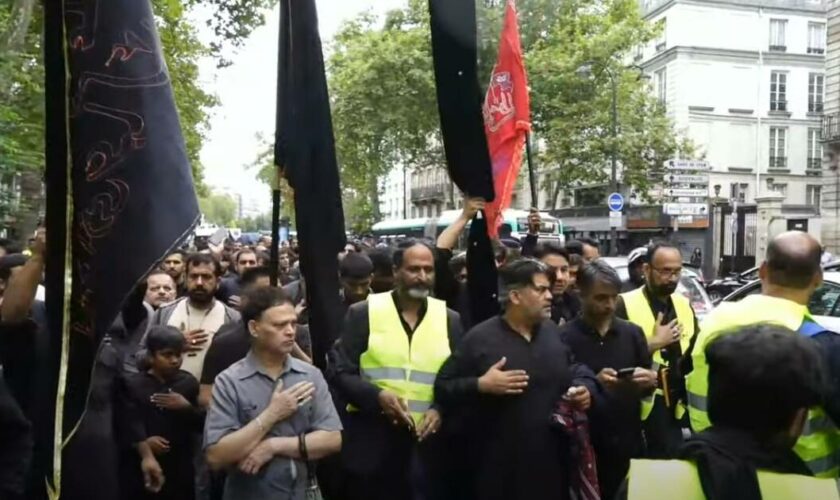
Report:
616,241,698,457
338,252,374,319
533,243,580,325
144,270,177,310
162,251,187,297
332,240,463,500
147,253,241,382
218,249,259,308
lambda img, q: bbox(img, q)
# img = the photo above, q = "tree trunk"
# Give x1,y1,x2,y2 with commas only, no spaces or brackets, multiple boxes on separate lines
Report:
0,0,36,52
550,178,563,210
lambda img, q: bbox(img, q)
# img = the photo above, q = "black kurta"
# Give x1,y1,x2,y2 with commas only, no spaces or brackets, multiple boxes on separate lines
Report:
434,316,598,500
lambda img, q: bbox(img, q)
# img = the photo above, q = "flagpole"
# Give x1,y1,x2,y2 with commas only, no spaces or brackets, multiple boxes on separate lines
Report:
525,132,538,208
269,169,281,287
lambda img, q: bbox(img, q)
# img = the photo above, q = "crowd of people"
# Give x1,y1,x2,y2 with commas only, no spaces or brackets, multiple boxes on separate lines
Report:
0,197,839,500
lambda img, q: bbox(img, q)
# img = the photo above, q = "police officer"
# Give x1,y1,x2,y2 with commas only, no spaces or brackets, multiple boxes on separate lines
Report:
616,241,698,456
625,326,839,499
686,231,840,478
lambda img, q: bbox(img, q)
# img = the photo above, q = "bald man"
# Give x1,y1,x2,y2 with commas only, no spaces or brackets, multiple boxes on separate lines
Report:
685,231,840,478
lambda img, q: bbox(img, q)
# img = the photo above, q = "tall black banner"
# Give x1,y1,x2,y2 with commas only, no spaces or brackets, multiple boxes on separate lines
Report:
43,0,200,497
275,0,346,367
428,0,499,324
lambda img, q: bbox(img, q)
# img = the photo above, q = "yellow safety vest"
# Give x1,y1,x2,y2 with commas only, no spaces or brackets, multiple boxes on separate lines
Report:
685,294,840,478
621,286,696,420
627,459,840,500
356,292,450,423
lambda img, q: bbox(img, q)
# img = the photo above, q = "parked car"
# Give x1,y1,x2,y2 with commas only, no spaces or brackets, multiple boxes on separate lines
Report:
719,272,840,331
602,257,715,322
704,266,759,303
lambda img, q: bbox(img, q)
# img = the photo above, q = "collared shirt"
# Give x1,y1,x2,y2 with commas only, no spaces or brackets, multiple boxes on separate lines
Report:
559,317,652,452
204,351,342,500
434,316,599,500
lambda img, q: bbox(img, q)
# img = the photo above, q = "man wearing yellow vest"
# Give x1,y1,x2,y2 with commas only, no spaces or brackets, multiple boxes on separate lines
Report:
332,240,463,500
624,325,839,500
686,231,840,478
616,241,698,456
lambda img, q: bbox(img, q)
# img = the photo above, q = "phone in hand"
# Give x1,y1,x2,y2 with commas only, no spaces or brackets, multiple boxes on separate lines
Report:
617,367,636,379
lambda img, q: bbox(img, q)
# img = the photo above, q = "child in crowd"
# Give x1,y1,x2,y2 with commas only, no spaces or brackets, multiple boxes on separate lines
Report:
119,326,202,500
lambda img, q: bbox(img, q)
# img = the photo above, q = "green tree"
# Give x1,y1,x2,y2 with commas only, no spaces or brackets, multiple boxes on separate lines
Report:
198,193,237,226
327,0,694,224
328,0,443,231
0,0,278,238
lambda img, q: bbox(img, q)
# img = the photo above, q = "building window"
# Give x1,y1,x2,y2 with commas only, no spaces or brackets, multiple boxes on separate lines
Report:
769,183,788,197
634,44,644,62
770,72,787,112
807,185,822,207
769,19,787,52
769,127,787,169
808,128,823,171
655,68,667,106
655,18,666,52
808,22,826,55
730,183,748,203
809,73,824,113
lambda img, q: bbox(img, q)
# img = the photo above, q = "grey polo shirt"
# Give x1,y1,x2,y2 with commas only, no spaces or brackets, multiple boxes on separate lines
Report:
204,351,342,500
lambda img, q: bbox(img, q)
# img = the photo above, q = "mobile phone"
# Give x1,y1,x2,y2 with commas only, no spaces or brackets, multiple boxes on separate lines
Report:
617,367,636,379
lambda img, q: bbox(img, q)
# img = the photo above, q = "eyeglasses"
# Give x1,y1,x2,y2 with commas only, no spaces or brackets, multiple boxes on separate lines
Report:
651,267,682,278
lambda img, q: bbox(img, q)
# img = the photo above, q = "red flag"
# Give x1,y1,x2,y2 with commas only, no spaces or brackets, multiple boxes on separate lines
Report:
483,0,531,238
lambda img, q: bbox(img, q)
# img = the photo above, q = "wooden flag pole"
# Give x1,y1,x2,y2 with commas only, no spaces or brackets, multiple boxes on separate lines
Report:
525,132,538,209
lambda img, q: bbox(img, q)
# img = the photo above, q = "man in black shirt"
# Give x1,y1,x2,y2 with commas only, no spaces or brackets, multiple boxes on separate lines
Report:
559,260,656,499
615,241,699,457
435,259,597,500
533,243,581,325
332,241,463,500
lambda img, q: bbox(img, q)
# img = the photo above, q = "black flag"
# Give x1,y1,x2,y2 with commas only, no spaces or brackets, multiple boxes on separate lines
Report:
275,0,346,368
43,0,199,497
428,0,499,324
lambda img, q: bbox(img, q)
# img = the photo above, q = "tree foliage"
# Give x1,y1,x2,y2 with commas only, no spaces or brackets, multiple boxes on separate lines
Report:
0,0,277,238
198,193,238,226
327,0,693,229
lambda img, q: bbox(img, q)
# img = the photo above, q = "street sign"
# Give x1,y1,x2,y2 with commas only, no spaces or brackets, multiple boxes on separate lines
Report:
609,211,623,228
666,188,709,198
663,174,710,184
608,192,624,212
664,203,708,216
677,215,694,224
664,159,710,171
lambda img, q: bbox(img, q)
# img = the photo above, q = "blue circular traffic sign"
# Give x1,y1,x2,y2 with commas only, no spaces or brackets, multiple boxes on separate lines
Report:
608,192,624,212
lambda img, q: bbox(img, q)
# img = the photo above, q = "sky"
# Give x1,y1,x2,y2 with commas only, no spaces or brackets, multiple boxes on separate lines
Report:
196,0,405,214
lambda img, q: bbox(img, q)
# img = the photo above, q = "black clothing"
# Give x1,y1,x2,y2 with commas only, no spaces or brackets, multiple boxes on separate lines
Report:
810,331,840,427
0,373,32,500
616,286,698,456
434,247,475,331
434,316,599,500
119,370,202,500
200,322,313,385
678,428,812,500
559,318,652,499
466,216,500,326
331,293,462,500
216,275,242,305
552,292,581,325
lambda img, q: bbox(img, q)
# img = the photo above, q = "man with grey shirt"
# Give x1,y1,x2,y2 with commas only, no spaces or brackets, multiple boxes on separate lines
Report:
205,286,342,499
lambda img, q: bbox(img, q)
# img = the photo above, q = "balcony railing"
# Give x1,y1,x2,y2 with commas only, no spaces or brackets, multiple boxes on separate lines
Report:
769,45,787,52
822,113,840,143
411,184,447,202
807,158,822,170
769,157,787,169
770,100,788,112
808,47,825,55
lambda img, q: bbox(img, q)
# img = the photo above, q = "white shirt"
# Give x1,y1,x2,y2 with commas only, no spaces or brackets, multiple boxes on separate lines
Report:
166,298,227,381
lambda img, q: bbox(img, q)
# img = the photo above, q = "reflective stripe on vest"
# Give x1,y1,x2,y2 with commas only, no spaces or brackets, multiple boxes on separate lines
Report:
684,295,840,478
627,459,840,500
355,293,450,423
621,287,695,421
